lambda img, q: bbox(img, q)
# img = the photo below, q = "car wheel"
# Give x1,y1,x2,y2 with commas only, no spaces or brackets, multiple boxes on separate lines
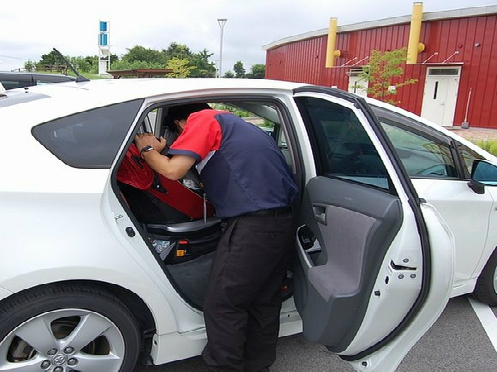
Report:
0,284,141,371
473,248,497,307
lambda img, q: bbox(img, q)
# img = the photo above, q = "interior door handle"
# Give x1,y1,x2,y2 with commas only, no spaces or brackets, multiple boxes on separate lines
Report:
313,206,327,225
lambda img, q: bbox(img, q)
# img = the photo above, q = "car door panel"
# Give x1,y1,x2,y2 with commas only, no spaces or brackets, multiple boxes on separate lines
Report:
369,105,494,293
347,202,454,371
412,179,493,289
294,176,403,352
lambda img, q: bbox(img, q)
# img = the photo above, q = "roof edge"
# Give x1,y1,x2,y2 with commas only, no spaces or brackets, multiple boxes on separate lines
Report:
263,5,497,50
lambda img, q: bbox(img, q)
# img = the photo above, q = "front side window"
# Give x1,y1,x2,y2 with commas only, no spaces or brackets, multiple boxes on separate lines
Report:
372,106,458,179
32,99,143,168
457,142,484,179
296,96,390,190
380,122,457,178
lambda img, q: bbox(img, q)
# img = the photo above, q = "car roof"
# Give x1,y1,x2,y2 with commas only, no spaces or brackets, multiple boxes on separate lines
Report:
0,78,306,123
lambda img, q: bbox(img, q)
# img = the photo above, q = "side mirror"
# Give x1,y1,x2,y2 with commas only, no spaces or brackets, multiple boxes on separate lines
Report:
468,160,497,194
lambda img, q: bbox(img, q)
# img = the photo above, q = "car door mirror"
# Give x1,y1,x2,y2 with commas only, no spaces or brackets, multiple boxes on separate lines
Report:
468,160,497,194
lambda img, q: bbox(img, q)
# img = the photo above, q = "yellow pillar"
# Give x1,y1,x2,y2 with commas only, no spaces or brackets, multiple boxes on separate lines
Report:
407,2,425,64
326,18,341,68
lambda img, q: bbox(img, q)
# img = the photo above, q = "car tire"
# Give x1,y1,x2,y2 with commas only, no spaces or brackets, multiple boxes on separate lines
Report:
0,283,141,371
473,248,497,307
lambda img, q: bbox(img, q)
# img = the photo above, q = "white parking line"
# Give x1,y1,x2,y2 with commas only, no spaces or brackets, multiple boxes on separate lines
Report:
469,297,497,352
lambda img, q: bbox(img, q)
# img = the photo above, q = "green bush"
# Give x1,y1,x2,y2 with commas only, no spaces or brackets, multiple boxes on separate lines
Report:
489,142,497,156
471,139,497,156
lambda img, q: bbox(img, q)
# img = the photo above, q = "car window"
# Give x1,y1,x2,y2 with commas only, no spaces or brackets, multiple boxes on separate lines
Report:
380,122,458,178
296,96,391,191
34,75,75,85
457,142,485,179
0,75,31,90
0,72,75,90
209,101,292,167
32,99,143,168
155,100,294,170
372,106,458,179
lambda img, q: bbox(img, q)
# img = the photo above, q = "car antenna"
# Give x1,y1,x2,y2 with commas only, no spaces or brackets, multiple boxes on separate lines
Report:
52,48,90,82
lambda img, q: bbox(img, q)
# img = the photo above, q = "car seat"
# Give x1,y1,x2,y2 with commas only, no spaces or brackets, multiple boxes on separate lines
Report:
117,143,221,263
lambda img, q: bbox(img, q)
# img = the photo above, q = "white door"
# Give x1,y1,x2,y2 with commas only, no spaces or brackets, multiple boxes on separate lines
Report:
292,88,454,372
421,67,461,127
348,68,368,97
369,105,494,293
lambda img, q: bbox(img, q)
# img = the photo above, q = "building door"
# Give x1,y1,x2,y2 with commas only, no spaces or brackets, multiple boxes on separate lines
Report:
347,68,368,97
421,67,461,127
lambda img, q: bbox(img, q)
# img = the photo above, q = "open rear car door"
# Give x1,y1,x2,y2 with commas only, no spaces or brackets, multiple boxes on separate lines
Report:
291,87,455,371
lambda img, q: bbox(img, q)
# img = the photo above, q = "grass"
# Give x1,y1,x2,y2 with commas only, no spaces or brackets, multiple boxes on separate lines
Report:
470,139,497,156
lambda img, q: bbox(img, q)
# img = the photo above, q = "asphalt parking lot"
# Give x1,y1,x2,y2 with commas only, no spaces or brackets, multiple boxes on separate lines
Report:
135,295,497,372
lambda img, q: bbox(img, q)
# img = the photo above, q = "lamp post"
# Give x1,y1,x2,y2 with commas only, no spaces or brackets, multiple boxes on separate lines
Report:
217,18,227,78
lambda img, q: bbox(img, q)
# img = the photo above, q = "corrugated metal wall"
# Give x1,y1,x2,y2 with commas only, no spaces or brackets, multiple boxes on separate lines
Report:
266,14,497,129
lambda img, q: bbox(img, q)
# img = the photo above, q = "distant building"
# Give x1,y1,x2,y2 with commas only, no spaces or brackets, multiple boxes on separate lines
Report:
98,21,111,75
264,4,497,129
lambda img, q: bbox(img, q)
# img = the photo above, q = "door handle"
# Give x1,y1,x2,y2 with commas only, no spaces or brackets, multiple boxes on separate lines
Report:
313,205,327,225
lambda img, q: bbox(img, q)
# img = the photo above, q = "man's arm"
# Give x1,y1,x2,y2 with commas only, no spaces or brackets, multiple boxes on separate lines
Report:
135,133,195,180
142,151,195,180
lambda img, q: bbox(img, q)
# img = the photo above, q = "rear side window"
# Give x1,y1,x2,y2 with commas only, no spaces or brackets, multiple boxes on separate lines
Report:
296,96,391,191
32,99,143,168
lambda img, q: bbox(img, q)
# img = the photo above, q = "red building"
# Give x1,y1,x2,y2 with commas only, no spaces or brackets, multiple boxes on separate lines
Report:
264,4,497,129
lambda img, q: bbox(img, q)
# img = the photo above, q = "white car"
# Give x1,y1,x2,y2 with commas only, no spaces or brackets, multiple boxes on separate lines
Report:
0,78,496,372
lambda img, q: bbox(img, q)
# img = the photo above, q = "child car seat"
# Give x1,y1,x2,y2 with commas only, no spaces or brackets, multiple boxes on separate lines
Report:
117,143,220,263
117,143,215,224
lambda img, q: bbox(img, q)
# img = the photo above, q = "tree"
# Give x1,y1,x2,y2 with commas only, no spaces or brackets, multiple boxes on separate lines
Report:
69,56,99,74
359,48,417,105
233,61,246,78
246,64,266,79
110,59,164,71
31,43,220,79
162,42,193,61
189,49,216,77
38,50,60,66
24,61,36,72
166,57,194,78
122,46,165,65
223,70,235,78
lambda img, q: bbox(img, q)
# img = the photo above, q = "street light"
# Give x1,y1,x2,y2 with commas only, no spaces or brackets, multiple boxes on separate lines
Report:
217,18,227,78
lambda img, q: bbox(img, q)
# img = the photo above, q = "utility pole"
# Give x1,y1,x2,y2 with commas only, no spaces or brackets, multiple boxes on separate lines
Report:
217,18,227,78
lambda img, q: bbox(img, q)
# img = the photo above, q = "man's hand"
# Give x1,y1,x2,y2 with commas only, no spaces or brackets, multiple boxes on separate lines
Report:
135,133,167,153
134,133,195,181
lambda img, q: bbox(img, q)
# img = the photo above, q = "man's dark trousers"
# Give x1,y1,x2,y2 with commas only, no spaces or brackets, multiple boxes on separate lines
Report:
202,210,294,372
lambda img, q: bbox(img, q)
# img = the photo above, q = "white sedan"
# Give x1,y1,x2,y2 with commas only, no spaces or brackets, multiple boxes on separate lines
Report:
0,78,495,372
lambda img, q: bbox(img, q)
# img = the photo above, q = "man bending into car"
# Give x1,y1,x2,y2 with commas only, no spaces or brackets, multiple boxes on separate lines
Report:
135,103,298,372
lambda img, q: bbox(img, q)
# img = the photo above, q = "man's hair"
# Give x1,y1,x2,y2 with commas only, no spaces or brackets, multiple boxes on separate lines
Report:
164,103,211,132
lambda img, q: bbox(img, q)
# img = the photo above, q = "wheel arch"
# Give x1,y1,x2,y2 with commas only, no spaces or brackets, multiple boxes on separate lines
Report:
0,279,157,359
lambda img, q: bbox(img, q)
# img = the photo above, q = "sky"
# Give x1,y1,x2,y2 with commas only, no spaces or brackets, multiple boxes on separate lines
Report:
1,0,496,74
